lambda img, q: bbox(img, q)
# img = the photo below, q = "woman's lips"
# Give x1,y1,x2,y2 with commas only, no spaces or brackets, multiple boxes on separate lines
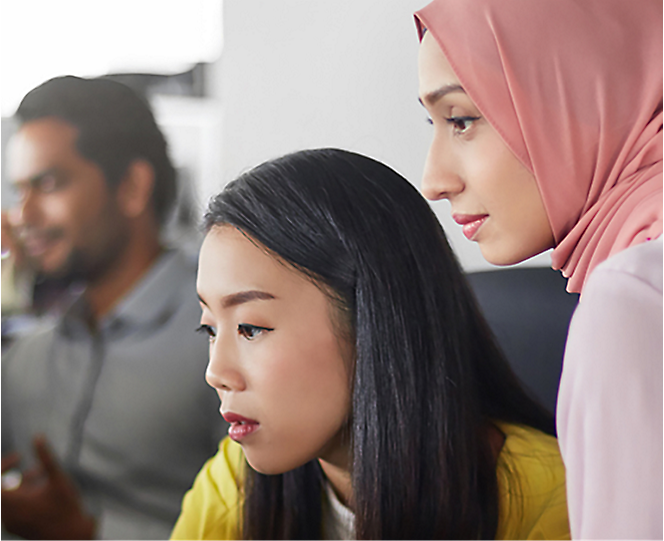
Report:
452,214,489,241
222,411,260,442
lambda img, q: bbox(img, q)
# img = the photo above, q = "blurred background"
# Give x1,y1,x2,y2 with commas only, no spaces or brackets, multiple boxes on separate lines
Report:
1,0,552,272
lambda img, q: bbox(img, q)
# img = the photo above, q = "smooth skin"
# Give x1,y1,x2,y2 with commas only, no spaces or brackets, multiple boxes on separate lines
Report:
197,226,354,507
418,31,554,265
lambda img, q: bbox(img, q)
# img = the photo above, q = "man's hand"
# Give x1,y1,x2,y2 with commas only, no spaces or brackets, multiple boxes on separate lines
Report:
1,436,96,540
2,451,21,475
1,452,23,491
1,210,25,267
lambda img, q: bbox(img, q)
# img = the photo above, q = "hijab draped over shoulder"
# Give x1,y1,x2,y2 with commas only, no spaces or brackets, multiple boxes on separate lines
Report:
415,0,663,293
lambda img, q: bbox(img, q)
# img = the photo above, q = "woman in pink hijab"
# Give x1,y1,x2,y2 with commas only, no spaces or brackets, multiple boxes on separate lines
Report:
415,0,662,538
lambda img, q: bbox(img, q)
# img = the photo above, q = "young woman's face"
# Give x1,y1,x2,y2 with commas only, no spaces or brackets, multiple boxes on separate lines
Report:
197,226,352,475
418,32,554,265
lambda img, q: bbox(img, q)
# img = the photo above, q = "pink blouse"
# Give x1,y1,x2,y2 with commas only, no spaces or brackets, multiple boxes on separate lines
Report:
557,237,663,539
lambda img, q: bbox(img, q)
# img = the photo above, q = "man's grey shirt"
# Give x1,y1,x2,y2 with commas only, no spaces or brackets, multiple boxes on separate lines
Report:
2,249,225,539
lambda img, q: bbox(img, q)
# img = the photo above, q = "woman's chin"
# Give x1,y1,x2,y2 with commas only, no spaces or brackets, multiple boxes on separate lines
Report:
479,242,548,267
244,453,303,476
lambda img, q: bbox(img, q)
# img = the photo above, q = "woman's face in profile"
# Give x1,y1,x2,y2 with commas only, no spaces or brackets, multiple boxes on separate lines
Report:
196,225,352,475
418,31,554,265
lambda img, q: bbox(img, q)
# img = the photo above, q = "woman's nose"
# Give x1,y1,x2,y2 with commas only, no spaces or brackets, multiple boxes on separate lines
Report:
420,137,464,201
205,340,246,392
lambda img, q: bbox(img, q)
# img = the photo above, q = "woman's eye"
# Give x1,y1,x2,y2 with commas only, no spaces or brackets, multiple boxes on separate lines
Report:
237,324,273,341
196,324,216,342
446,116,480,134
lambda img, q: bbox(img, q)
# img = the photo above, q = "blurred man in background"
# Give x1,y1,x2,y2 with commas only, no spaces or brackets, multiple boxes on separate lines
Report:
1,76,225,539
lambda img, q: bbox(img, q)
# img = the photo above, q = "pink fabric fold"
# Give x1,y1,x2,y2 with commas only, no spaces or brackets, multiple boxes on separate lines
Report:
415,0,662,293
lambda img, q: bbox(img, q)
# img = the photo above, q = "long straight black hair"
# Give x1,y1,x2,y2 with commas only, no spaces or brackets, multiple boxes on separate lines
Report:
204,148,554,539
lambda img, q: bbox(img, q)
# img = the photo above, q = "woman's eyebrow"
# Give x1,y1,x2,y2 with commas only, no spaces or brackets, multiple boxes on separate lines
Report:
221,290,276,309
419,84,465,106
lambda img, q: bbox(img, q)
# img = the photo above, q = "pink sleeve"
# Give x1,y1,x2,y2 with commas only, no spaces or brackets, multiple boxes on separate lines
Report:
557,254,663,539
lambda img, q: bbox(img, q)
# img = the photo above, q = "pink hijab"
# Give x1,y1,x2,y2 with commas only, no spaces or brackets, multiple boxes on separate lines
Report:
415,0,663,293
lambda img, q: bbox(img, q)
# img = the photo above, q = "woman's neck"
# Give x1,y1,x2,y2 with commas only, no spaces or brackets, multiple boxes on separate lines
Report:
318,458,353,510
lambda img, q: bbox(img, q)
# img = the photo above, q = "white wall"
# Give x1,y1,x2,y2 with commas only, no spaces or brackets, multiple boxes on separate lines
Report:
0,0,551,272
211,0,551,272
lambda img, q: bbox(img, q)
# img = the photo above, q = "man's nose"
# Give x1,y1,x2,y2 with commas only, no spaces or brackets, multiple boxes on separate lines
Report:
13,187,40,226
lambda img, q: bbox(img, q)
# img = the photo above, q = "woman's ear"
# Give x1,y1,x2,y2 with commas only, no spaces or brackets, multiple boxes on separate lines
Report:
116,159,156,219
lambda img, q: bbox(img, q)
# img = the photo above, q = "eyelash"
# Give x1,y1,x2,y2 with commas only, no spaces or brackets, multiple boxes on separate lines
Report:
238,324,273,340
195,323,274,342
426,115,480,135
196,324,216,342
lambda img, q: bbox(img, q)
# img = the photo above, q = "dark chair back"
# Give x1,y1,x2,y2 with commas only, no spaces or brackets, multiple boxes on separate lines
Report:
466,267,579,414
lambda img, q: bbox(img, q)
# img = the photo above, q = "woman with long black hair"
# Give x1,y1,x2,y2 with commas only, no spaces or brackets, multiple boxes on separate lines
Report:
171,148,569,539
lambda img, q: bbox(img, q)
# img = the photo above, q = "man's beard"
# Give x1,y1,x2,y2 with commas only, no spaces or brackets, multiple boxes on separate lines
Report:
40,226,131,287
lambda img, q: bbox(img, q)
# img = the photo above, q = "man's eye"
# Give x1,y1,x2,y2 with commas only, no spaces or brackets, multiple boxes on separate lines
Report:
196,324,216,342
37,174,59,193
445,116,480,134
237,324,273,341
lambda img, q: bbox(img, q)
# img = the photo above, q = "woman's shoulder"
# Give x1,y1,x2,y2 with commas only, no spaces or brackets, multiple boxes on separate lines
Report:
591,237,662,294
170,437,245,540
208,436,246,491
494,422,570,540
565,236,662,371
498,422,562,465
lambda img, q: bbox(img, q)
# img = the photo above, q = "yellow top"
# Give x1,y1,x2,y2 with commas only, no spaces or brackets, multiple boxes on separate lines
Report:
171,422,569,540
